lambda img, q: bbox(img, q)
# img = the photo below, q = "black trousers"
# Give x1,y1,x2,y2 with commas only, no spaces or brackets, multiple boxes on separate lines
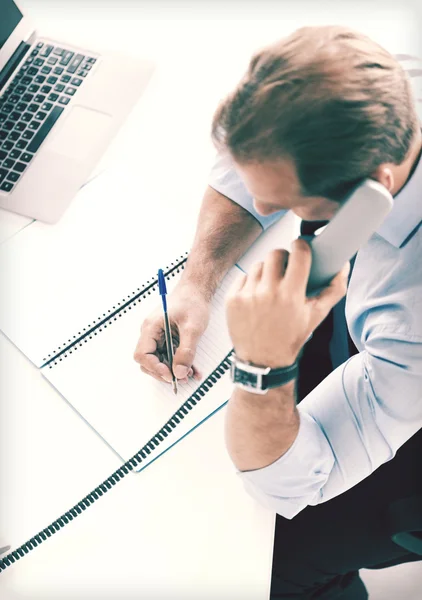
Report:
270,309,422,599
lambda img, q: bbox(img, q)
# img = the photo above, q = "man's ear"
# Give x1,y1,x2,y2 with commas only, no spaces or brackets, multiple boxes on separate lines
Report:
371,165,394,193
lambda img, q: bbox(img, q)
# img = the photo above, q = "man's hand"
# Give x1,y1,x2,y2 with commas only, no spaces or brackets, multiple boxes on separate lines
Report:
133,282,211,384
225,239,350,368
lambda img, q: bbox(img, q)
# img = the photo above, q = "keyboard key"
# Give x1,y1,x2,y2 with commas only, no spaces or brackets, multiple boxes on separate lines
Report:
2,104,13,113
71,77,82,86
13,161,27,173
15,122,27,131
7,171,19,182
40,44,54,57
41,102,53,111
47,76,58,84
27,106,64,153
61,75,71,83
82,64,92,71
40,85,52,94
22,93,34,103
35,42,43,49
41,66,52,75
54,84,65,92
28,67,38,76
0,167,7,182
58,96,70,105
53,47,65,56
28,84,40,93
9,131,20,141
9,149,21,160
34,75,46,84
10,112,21,121
77,70,88,78
0,131,7,140
35,111,47,121
0,180,14,191
9,94,20,104
20,152,33,163
2,141,13,150
60,51,74,66
15,85,26,94
0,151,6,161
28,104,39,113
3,158,15,169
29,121,41,130
65,87,76,96
3,122,14,131
67,53,84,73
33,57,44,66
0,115,7,125
16,140,27,150
47,57,58,65
22,130,34,140
22,113,33,122
48,93,59,102
86,57,97,64
25,57,33,65
16,102,28,112
34,94,46,104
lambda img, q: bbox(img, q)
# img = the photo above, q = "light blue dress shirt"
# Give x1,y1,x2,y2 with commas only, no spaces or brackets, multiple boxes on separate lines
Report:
209,58,422,519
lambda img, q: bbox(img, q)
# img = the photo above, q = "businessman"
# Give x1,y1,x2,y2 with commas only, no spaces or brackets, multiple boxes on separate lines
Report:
134,26,422,599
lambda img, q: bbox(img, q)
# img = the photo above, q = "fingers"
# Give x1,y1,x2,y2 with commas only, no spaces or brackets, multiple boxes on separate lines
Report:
282,238,312,297
172,324,203,380
227,271,247,296
242,261,263,292
261,249,288,287
309,262,350,326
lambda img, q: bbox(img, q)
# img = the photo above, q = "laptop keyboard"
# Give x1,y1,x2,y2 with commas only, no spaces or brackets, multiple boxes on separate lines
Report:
0,41,97,194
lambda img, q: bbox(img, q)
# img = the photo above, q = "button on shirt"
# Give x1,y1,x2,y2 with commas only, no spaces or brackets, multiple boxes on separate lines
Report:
208,57,422,519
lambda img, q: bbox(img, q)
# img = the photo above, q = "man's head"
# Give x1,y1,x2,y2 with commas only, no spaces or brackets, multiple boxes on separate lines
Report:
211,25,420,220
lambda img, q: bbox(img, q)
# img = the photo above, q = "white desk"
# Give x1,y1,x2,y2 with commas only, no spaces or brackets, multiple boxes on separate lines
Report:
0,331,275,598
1,2,422,598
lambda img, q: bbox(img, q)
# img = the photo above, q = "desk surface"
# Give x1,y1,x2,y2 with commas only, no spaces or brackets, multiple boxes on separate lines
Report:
1,1,422,598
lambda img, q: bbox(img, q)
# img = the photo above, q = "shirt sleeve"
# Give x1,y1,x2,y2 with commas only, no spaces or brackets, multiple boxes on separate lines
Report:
239,325,422,519
208,152,287,230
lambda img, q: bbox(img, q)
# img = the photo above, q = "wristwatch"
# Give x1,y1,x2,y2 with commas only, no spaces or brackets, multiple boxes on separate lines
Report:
229,354,298,395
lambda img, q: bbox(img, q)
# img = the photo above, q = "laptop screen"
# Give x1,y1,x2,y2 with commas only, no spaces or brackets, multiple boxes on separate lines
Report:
0,0,23,50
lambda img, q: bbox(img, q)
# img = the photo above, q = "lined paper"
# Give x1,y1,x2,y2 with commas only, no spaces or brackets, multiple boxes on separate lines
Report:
43,265,242,467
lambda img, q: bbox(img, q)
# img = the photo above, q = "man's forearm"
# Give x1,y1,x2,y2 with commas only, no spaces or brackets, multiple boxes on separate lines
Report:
179,186,263,301
225,381,300,472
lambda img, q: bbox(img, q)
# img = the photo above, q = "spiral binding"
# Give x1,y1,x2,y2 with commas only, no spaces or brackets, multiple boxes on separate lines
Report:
0,349,234,574
42,253,189,368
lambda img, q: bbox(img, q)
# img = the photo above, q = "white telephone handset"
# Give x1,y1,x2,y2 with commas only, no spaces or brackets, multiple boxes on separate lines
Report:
305,179,393,295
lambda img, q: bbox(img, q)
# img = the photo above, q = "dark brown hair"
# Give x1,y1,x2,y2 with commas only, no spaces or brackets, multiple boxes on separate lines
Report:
212,25,419,200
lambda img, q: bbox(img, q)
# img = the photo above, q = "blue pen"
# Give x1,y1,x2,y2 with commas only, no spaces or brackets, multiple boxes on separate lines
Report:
158,269,178,395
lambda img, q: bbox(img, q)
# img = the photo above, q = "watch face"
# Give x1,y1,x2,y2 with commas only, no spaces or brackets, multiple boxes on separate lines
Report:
234,368,258,387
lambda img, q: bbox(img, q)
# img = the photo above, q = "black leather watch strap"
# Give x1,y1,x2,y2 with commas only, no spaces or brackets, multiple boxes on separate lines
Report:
262,361,299,389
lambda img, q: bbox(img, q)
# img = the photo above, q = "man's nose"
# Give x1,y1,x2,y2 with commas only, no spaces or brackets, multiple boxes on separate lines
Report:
253,199,279,216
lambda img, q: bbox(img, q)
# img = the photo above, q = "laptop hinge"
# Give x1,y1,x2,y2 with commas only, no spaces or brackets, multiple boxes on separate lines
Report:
0,41,31,91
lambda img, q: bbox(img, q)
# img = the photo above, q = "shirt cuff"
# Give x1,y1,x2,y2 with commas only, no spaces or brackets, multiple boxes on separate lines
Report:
238,410,335,519
208,152,287,231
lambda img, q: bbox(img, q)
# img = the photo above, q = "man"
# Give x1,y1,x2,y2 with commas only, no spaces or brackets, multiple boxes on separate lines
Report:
134,26,422,599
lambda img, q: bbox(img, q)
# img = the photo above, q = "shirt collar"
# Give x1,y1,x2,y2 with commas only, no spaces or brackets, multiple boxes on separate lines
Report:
376,149,422,248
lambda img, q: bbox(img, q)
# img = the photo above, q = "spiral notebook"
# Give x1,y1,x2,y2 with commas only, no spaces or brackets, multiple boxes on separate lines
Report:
42,257,244,469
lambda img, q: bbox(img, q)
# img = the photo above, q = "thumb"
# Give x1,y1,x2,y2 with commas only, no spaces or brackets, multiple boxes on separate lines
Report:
172,326,201,379
313,262,350,313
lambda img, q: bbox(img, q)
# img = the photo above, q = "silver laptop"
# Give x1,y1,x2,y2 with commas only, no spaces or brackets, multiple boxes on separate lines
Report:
0,0,155,223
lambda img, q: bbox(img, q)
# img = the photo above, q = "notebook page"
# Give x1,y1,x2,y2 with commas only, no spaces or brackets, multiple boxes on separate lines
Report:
43,265,242,467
